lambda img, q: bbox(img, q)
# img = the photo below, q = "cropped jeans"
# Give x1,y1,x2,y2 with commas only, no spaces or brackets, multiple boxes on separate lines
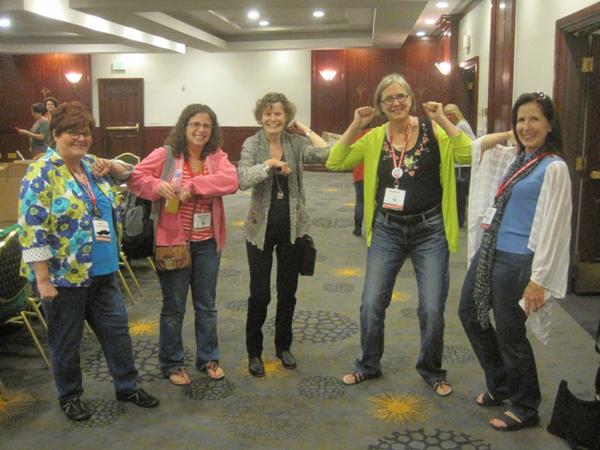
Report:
459,249,540,420
156,238,221,376
354,208,449,384
41,273,138,403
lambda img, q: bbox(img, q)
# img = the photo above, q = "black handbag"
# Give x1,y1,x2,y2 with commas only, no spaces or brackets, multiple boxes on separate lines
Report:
547,380,600,449
294,234,316,276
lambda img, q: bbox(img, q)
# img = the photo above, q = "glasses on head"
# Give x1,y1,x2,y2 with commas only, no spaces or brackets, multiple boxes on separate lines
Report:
533,91,547,99
381,93,410,106
66,130,92,139
187,121,212,130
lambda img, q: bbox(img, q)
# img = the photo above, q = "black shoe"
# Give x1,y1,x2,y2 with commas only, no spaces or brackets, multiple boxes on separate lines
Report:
248,356,265,377
352,228,362,237
276,350,297,369
116,387,160,408
60,398,91,421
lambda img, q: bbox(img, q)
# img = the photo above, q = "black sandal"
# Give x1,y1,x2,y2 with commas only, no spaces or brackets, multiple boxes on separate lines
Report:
490,411,540,432
476,392,507,407
342,371,367,385
432,381,453,397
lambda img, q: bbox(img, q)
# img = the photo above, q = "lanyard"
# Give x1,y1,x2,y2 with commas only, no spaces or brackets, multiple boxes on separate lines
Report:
386,121,413,187
495,152,550,197
69,167,101,217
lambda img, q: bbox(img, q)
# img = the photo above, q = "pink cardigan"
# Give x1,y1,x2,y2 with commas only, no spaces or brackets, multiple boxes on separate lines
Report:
129,146,238,250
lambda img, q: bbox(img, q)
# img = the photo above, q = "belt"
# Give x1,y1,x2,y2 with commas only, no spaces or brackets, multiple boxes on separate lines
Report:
378,204,442,225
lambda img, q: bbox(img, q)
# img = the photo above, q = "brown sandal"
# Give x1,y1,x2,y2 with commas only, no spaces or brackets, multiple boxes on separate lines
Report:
432,381,453,396
168,367,192,386
342,371,367,385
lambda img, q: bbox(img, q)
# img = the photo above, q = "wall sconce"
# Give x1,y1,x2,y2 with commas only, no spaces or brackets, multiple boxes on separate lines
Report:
65,72,82,84
434,62,451,76
319,69,337,81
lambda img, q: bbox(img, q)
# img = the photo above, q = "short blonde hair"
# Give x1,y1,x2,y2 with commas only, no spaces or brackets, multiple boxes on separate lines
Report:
373,73,415,115
443,104,465,121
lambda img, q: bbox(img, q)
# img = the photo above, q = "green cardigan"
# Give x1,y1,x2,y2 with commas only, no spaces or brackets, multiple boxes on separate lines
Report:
325,121,472,253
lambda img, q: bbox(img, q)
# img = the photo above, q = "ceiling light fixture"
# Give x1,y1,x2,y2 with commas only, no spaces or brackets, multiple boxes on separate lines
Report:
416,31,426,37
65,72,83,84
319,69,337,81
259,20,269,26
436,1,449,8
499,2,506,9
425,18,436,25
0,17,11,28
313,10,325,18
247,10,260,20
434,62,451,76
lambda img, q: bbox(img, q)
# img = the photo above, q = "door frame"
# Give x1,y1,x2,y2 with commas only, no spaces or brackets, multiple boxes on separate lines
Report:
554,2,600,292
97,78,144,158
459,56,479,134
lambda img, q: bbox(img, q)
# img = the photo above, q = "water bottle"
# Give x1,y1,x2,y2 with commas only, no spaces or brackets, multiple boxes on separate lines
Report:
164,168,182,214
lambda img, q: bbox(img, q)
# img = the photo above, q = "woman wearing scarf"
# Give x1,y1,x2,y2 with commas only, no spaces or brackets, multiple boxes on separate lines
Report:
459,92,572,431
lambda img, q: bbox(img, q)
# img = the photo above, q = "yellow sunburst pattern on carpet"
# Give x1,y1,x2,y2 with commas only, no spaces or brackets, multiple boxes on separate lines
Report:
334,267,363,277
0,391,36,422
238,357,287,378
323,187,338,192
391,290,409,304
342,202,355,208
231,220,246,227
129,319,159,336
367,392,431,424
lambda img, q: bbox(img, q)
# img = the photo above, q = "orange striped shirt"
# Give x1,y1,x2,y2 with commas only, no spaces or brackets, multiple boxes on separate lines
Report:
179,161,214,242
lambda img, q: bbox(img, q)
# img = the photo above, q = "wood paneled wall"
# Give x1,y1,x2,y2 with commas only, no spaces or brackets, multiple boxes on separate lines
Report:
0,54,92,160
311,40,449,135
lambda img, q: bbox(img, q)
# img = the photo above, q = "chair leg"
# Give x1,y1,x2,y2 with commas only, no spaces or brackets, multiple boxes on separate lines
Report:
117,269,135,305
27,297,48,332
120,252,143,296
147,256,157,273
20,311,50,369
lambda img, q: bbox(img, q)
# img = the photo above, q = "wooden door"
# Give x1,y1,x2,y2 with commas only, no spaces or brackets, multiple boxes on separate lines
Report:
574,34,600,293
459,56,479,135
98,78,144,159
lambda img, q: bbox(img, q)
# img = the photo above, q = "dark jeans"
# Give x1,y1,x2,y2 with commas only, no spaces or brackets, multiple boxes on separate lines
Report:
355,209,449,384
156,239,221,376
455,166,470,228
354,180,364,231
245,227,299,357
459,249,540,420
41,273,138,403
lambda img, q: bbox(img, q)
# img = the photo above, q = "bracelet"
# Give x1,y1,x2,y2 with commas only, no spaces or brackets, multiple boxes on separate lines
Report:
305,130,312,138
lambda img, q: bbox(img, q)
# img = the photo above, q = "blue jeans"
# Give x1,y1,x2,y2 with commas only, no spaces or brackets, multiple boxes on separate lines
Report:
459,249,540,420
41,274,138,403
355,208,449,383
354,180,364,231
156,238,221,376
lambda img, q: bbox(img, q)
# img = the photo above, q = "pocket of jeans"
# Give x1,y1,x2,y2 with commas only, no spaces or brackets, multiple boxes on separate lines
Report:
423,213,444,231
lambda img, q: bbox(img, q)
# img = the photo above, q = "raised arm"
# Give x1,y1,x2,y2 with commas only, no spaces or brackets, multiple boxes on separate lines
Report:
325,107,373,172
237,136,270,191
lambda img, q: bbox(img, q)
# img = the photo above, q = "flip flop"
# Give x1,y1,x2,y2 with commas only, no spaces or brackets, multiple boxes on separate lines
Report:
432,381,453,397
490,411,540,432
476,392,507,407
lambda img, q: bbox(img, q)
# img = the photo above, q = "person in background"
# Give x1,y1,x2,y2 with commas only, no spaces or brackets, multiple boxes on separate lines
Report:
45,96,59,149
18,101,159,421
443,104,476,139
237,92,329,377
459,92,571,431
16,102,50,158
129,104,238,386
326,73,472,395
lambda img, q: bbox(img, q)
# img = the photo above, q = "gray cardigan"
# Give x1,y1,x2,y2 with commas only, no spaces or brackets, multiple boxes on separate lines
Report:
237,129,330,250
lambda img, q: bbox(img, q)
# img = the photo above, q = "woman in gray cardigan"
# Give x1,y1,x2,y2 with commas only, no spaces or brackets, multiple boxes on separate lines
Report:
237,92,329,377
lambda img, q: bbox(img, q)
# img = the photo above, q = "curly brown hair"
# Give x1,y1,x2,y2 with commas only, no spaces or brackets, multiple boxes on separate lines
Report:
165,104,222,159
253,92,296,126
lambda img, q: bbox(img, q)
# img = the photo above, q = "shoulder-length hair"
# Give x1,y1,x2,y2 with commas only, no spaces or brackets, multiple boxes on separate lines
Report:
373,73,416,115
443,103,465,121
253,92,296,126
50,102,95,137
511,92,564,156
165,104,222,159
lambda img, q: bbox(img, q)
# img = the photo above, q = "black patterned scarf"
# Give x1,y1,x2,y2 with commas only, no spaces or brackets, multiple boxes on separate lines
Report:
473,145,550,329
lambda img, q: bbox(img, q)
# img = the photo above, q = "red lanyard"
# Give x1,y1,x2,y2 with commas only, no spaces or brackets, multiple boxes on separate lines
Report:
387,123,412,169
68,166,99,215
495,152,550,197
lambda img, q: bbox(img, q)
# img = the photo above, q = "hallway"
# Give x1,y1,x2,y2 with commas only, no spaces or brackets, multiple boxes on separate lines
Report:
1,171,598,450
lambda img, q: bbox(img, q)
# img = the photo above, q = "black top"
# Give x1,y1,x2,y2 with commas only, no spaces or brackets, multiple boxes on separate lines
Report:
376,118,442,215
266,166,291,239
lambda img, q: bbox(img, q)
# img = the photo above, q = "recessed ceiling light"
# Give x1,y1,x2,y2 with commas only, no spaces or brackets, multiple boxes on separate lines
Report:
259,20,269,26
0,17,12,28
436,1,449,8
425,18,436,25
416,31,426,37
247,10,260,20
313,10,325,18
499,2,506,8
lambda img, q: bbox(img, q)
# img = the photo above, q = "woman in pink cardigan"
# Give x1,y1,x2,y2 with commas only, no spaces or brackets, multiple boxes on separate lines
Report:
129,104,238,386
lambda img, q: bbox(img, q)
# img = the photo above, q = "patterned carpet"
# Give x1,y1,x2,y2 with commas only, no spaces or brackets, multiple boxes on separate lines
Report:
1,171,598,449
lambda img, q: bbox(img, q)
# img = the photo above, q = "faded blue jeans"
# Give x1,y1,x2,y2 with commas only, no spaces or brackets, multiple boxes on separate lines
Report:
41,273,139,403
156,238,221,376
354,208,449,384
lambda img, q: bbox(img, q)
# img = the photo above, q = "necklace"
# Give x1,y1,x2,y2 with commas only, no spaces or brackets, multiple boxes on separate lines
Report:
274,173,284,200
387,119,413,184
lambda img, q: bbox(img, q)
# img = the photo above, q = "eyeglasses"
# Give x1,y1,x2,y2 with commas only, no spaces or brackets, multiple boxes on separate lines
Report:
66,130,92,139
381,93,410,106
187,121,212,130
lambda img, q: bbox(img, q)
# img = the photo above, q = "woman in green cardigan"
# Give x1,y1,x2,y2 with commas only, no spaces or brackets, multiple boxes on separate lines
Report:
326,73,471,395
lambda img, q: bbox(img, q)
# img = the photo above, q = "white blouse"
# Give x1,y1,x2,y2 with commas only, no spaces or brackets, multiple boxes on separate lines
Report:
467,139,572,299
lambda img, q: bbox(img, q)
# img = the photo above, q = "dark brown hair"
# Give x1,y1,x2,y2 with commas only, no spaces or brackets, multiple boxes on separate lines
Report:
165,104,222,159
45,96,59,108
50,101,95,137
253,92,296,126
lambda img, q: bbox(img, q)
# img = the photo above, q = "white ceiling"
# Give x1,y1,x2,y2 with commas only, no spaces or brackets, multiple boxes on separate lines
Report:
0,0,471,54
